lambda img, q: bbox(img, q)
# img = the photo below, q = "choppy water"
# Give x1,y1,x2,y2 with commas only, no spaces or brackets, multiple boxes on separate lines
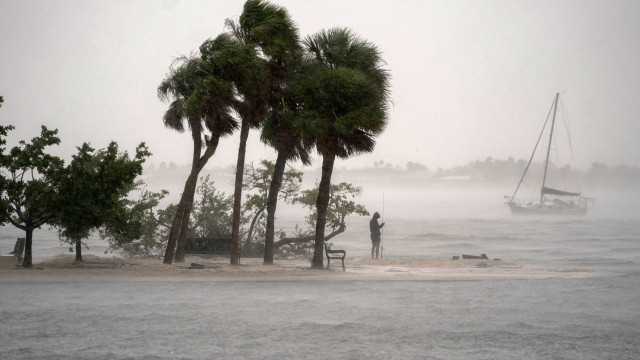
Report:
2,190,640,359
2,276,639,360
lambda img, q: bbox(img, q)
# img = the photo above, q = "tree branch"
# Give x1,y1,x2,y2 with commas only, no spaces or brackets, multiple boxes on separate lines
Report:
10,201,25,222
274,222,346,249
33,213,55,228
8,217,27,231
247,204,266,243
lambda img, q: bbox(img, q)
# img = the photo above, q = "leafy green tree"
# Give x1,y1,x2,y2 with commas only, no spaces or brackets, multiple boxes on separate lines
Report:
242,160,302,245
190,174,233,239
299,28,391,269
110,175,233,258
274,182,369,256
103,174,236,259
101,188,170,258
54,142,150,262
0,126,63,267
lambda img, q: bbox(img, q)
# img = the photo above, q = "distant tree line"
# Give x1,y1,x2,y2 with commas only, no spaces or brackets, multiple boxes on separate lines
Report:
311,157,640,189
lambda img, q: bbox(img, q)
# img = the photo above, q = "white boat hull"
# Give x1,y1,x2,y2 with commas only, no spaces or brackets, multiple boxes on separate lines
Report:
508,202,588,215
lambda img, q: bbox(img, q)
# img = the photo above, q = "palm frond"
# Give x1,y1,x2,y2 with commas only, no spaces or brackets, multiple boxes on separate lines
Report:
298,27,392,159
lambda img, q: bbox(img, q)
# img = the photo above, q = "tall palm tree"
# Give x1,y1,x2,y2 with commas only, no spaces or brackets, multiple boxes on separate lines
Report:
158,56,205,264
233,0,314,265
300,28,391,269
260,53,314,264
158,36,238,264
222,13,270,265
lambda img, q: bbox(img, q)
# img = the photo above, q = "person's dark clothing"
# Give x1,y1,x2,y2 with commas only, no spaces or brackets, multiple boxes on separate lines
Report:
370,213,383,243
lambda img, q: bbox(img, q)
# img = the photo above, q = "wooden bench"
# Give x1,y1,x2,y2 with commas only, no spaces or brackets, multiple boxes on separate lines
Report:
184,238,235,259
323,242,346,271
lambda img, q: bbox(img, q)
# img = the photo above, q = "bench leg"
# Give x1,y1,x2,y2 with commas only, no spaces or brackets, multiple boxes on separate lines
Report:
341,258,345,271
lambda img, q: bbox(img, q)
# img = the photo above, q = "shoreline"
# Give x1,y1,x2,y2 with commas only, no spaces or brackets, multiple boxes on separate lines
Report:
0,254,600,282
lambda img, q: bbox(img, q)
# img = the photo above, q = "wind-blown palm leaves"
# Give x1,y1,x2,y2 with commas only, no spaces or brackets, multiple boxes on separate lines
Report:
215,22,270,265
158,2,390,269
232,0,315,265
158,36,238,264
299,27,391,269
259,52,315,264
157,56,206,263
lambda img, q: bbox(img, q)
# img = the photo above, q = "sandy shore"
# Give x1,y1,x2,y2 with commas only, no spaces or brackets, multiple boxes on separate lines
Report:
0,254,600,281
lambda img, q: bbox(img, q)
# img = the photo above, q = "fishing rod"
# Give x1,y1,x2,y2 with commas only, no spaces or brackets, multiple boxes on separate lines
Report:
381,190,384,259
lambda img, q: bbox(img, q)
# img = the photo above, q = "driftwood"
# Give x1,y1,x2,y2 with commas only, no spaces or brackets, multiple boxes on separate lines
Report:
274,223,346,249
461,254,489,260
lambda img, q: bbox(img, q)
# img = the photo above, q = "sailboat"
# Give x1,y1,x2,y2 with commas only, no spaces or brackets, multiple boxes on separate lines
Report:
506,93,594,215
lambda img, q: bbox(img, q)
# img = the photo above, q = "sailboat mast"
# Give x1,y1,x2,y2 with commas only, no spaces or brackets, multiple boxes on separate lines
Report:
540,92,559,204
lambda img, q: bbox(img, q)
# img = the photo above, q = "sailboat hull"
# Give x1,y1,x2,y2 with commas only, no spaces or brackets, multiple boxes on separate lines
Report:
508,202,588,216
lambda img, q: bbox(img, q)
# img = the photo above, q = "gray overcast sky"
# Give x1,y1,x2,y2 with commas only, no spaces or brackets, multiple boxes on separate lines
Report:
1,0,639,170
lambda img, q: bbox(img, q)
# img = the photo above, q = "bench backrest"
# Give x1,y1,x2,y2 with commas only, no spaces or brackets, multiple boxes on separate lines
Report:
185,238,232,253
14,238,25,254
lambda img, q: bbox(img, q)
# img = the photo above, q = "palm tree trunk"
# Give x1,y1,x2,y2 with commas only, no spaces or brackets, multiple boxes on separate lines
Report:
163,178,195,264
311,153,335,269
263,151,288,265
22,227,33,268
230,121,250,265
163,138,219,264
75,239,83,262
174,126,202,263
173,187,196,263
190,123,202,171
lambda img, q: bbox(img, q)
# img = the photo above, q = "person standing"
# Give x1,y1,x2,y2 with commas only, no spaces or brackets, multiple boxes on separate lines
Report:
369,212,385,259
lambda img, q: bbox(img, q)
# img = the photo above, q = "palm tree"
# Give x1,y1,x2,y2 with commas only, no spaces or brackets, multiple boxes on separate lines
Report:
158,36,238,264
223,13,270,265
157,56,205,263
232,0,314,265
260,55,315,264
300,28,391,269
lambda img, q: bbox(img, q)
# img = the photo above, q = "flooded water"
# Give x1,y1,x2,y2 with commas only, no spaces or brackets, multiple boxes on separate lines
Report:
2,189,640,359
